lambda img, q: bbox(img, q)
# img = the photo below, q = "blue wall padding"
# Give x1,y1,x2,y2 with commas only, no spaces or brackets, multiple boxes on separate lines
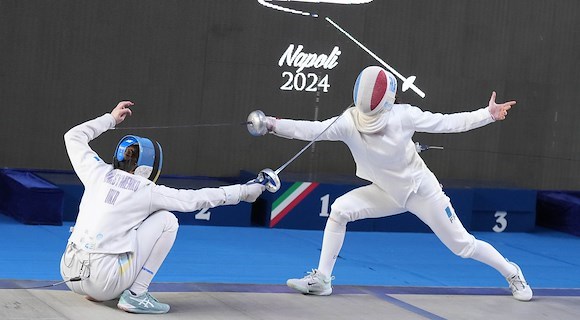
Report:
537,191,580,236
0,169,63,225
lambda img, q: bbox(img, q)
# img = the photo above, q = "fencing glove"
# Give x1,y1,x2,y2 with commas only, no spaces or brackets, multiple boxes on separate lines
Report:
220,183,265,205
241,183,266,202
266,116,277,133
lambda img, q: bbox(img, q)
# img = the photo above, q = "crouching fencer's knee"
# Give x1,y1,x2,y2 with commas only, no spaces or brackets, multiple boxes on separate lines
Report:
326,210,350,233
453,235,477,259
154,210,179,233
166,212,179,233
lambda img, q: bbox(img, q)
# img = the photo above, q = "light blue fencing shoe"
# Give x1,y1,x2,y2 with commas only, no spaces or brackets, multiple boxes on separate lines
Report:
117,290,170,314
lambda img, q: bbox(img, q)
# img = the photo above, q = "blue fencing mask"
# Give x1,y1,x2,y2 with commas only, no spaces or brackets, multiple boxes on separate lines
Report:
113,135,163,183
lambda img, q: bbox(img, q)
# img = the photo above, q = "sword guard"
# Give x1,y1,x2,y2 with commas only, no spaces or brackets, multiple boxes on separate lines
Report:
254,168,281,193
246,110,268,136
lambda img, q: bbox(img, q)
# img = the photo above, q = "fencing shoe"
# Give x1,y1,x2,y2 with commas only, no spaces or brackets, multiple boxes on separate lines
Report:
287,269,334,296
506,262,533,301
117,290,170,314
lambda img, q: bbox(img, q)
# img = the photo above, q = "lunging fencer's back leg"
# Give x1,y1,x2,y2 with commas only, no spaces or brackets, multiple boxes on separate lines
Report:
407,193,533,301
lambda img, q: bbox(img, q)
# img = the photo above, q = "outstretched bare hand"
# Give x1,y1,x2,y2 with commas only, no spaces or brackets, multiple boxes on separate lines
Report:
487,92,516,121
111,101,134,125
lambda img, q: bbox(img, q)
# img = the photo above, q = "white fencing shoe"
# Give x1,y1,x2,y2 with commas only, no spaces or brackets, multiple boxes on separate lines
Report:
506,262,533,301
287,269,334,296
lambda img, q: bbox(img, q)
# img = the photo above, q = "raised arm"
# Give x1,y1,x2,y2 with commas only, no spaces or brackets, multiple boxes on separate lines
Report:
64,101,134,185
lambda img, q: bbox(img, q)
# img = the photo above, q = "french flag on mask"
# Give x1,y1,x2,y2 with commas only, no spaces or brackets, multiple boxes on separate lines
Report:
353,66,397,115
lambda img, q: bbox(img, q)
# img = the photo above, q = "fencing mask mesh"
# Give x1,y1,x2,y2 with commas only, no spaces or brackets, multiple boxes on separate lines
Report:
113,135,163,183
352,66,397,133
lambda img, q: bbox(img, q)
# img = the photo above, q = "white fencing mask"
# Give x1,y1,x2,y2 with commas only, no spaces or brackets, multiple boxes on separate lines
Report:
352,66,397,133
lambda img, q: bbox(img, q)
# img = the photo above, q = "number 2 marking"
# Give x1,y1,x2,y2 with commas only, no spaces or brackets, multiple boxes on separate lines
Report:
195,208,211,221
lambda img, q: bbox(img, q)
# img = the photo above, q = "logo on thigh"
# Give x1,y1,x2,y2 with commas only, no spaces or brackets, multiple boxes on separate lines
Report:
118,253,132,275
445,206,455,223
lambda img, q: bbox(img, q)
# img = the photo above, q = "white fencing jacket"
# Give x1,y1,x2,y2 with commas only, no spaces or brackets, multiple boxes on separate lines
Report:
64,114,242,254
272,105,495,207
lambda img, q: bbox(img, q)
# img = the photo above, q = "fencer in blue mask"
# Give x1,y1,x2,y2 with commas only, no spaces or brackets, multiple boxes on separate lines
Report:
113,135,163,183
60,101,265,314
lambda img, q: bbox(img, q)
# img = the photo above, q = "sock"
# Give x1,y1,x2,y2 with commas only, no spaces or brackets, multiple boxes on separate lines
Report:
317,218,346,278
129,212,178,296
130,230,176,295
470,240,517,278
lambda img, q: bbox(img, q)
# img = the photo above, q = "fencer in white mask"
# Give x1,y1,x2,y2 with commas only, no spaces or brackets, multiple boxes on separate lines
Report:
257,66,532,301
60,101,265,314
350,65,397,134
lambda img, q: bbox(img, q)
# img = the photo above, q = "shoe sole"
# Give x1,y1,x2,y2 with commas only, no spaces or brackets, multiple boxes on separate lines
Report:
117,303,169,314
513,295,533,302
287,282,332,296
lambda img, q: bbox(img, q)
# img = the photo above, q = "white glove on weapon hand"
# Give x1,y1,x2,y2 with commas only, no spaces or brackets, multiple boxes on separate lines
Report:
241,182,266,202
266,116,277,133
220,183,266,205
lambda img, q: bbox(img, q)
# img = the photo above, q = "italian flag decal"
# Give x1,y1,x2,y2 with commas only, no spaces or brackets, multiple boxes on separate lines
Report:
270,181,319,227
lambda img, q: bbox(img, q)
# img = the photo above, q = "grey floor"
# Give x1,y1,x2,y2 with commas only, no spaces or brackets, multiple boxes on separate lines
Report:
2,285,580,320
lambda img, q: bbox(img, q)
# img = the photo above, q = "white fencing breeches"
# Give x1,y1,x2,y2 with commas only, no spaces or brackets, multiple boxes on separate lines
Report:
319,171,515,277
60,210,179,301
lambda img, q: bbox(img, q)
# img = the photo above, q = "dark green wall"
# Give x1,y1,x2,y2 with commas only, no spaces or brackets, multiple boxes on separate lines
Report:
1,0,578,190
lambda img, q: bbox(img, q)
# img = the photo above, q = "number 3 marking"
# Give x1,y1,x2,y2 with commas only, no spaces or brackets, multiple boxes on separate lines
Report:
493,211,507,232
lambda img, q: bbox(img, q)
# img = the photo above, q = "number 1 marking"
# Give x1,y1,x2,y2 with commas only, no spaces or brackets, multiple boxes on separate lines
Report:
320,194,330,217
